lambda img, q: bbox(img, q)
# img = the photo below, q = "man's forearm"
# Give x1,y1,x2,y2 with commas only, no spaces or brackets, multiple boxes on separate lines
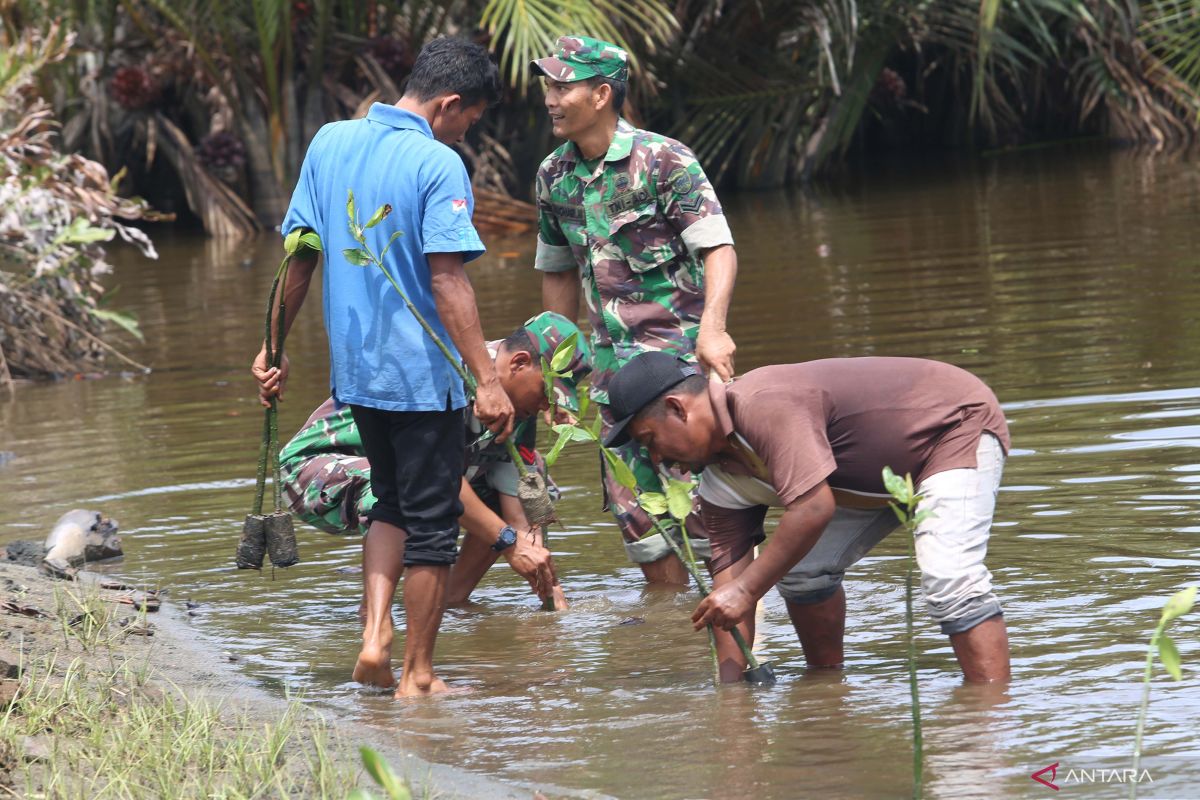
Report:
429,253,500,388
542,269,580,322
738,486,834,599
458,478,506,546
699,244,737,332
268,248,318,344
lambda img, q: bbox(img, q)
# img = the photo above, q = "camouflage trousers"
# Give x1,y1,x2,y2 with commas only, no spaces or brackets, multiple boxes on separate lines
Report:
280,454,375,537
598,402,711,565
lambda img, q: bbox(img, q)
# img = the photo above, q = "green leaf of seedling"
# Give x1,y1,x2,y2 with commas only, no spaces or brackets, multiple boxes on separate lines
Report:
578,391,590,420
550,331,579,373
343,248,372,267
882,466,908,504
911,509,935,527
346,189,357,227
603,448,638,491
552,423,595,442
365,203,392,229
1158,633,1183,681
905,473,915,501
359,746,411,800
888,501,908,525
638,492,669,516
544,427,574,469
88,308,144,342
380,230,404,258
299,231,323,252
666,479,694,522
283,228,302,255
1161,586,1197,626
543,367,555,409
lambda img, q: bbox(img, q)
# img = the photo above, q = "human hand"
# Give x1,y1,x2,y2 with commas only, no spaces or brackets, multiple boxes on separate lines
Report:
691,580,755,631
696,327,736,382
251,347,290,408
474,378,514,442
503,531,557,600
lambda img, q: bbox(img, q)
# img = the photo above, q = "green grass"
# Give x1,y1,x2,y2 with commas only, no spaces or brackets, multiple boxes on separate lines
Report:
0,651,359,798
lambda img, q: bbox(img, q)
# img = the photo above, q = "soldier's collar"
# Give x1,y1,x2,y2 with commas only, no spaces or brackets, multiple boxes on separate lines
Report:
566,118,635,167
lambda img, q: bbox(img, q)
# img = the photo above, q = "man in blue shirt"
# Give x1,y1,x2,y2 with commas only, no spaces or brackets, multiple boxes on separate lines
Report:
251,38,529,698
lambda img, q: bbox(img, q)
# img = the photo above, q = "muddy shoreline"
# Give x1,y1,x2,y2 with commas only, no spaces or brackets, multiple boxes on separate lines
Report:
0,560,598,799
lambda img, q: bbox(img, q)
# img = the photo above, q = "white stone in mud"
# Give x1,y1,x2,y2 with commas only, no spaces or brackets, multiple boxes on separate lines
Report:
41,509,121,577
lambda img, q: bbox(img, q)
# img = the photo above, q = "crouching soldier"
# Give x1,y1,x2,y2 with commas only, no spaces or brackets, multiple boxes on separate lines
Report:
280,312,591,609
603,353,1012,683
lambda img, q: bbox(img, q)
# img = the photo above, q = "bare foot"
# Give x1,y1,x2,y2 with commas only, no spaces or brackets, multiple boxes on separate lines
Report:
352,642,396,688
395,670,451,698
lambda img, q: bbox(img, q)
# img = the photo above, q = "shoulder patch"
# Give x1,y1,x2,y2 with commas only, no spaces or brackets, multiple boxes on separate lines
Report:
668,167,696,197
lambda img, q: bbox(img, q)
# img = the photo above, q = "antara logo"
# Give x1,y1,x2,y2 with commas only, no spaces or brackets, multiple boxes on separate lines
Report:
1031,761,1155,790
1032,763,1059,790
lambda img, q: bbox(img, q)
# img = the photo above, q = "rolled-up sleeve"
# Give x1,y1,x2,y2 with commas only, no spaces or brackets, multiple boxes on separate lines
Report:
533,167,577,272
701,499,767,575
657,142,734,254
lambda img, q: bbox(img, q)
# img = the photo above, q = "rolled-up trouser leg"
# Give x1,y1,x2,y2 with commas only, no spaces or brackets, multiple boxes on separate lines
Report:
913,433,1006,634
350,404,465,567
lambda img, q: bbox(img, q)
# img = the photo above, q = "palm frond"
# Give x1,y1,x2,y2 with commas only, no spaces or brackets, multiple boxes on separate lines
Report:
478,0,676,96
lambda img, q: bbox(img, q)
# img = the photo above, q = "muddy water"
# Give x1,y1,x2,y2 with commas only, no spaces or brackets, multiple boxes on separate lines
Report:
3,147,1200,798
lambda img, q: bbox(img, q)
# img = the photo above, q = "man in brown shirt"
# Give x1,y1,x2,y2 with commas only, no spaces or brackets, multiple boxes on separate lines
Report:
603,352,1012,683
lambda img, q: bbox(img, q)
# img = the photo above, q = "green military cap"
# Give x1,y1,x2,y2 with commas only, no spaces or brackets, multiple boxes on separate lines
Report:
521,311,593,413
531,35,628,83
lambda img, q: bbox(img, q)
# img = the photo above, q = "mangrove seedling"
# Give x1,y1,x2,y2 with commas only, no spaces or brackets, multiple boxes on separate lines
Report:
882,466,930,799
237,228,319,570
1130,584,1196,799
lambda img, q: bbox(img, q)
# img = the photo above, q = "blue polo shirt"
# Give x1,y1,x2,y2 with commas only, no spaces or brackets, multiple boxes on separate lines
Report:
281,104,485,412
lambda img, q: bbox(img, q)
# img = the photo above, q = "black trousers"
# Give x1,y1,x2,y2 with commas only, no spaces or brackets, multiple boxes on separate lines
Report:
349,403,465,566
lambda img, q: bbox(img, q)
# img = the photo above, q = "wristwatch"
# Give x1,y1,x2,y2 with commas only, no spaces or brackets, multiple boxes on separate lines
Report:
491,524,518,552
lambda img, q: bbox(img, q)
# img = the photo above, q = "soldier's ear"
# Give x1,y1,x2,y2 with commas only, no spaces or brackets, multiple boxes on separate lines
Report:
592,81,612,111
510,350,533,370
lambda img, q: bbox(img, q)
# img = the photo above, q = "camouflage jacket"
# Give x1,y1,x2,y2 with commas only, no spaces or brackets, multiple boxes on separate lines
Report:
533,119,734,401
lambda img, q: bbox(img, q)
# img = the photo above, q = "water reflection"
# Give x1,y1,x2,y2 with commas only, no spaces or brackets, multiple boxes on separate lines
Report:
3,147,1200,797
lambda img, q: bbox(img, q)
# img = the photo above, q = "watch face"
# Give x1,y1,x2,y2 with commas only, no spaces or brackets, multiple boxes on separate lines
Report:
493,525,517,551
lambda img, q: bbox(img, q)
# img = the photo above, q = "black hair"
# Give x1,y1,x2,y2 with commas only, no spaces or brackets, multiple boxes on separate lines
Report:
501,327,537,358
405,37,502,108
587,76,627,114
638,373,706,420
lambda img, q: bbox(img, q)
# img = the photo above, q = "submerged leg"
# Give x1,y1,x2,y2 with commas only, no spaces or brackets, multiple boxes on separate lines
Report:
785,585,847,669
353,520,405,688
949,614,1011,683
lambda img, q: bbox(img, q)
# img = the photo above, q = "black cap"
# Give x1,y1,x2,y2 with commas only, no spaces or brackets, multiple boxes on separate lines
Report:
603,351,700,448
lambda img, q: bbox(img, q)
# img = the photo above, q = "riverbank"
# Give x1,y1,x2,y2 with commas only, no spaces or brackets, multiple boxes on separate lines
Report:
0,561,550,799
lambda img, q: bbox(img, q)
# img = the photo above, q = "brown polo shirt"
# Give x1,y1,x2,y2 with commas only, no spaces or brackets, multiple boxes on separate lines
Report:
700,357,1011,572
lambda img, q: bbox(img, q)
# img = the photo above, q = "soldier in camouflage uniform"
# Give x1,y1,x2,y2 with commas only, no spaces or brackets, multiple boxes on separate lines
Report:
280,312,591,607
531,36,740,584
